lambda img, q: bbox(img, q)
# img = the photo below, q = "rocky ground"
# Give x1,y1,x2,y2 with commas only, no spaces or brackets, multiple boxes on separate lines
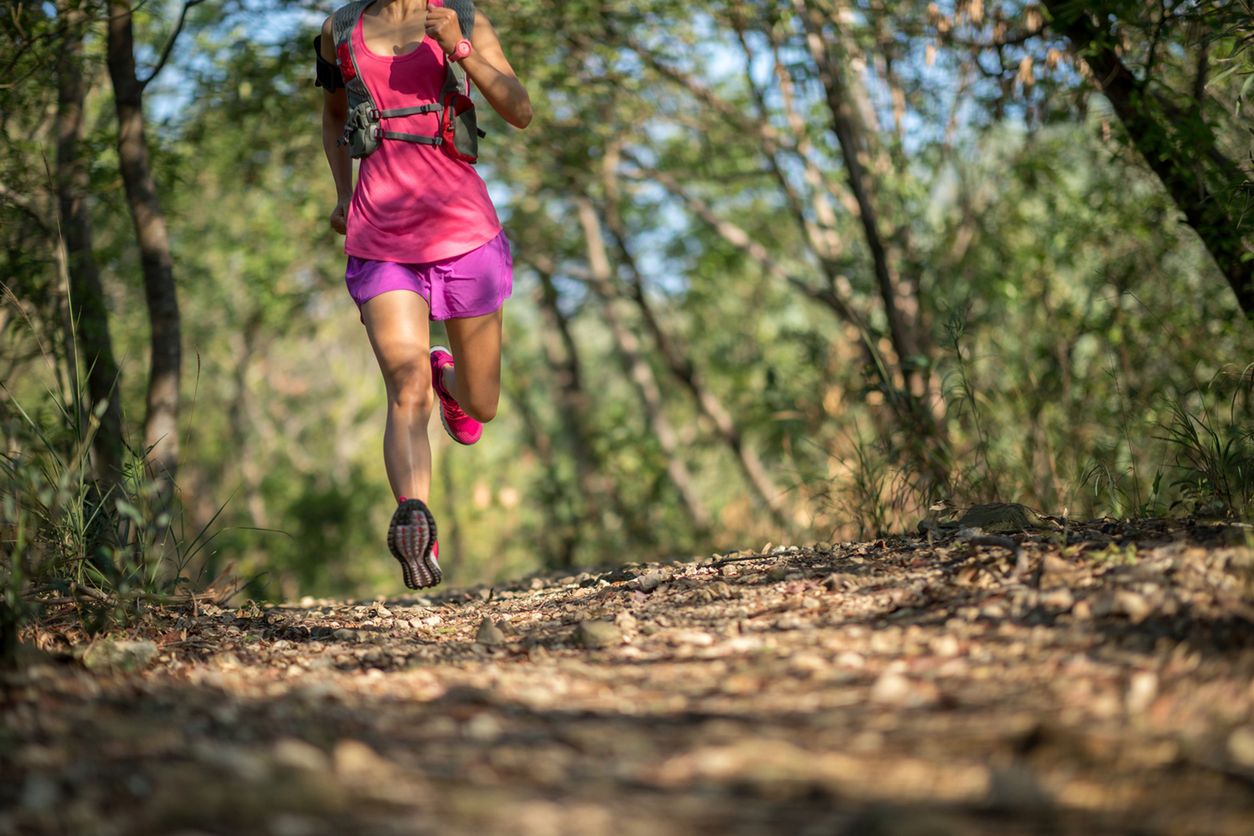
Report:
4,517,1254,835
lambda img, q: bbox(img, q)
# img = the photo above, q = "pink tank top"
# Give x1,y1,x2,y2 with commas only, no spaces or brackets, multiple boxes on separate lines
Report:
345,16,501,264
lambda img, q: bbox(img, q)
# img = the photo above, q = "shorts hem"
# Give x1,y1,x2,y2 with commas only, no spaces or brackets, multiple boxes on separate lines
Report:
428,286,513,321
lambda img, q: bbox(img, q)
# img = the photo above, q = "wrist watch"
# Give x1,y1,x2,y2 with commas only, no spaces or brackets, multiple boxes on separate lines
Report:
448,38,472,63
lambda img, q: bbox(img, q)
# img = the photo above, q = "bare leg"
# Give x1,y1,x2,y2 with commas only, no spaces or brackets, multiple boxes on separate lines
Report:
441,307,503,423
362,290,433,502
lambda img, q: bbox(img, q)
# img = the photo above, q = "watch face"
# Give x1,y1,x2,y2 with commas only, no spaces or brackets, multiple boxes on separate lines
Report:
453,39,471,60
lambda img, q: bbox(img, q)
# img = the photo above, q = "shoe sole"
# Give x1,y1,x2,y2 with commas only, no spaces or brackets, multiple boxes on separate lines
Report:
387,500,441,589
431,345,481,446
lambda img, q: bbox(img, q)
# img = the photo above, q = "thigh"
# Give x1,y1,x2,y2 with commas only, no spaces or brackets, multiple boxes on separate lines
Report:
362,289,432,390
444,307,503,398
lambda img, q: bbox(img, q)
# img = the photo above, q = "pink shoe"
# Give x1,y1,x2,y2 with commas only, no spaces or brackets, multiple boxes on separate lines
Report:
430,345,483,445
389,497,441,589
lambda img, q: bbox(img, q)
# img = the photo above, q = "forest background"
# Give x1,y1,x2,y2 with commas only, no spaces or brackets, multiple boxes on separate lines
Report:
2,0,1252,615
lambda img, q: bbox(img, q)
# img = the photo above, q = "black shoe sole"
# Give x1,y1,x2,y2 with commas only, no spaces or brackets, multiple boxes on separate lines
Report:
387,499,440,589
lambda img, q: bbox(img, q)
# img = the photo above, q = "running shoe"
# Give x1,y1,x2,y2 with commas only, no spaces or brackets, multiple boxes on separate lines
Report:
430,345,483,445
388,497,441,589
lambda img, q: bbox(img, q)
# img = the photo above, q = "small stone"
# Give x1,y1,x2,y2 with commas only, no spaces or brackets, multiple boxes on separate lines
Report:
373,604,392,618
475,617,505,646
332,629,361,643
1126,671,1158,714
1041,554,1074,576
574,620,621,649
789,653,826,676
870,670,912,705
671,630,714,646
1114,590,1152,624
333,739,391,777
19,774,59,811
766,565,790,583
1040,588,1074,611
81,639,158,673
836,651,865,668
272,738,330,773
463,713,503,741
1072,599,1093,619
1228,726,1254,768
986,764,1052,811
638,572,665,593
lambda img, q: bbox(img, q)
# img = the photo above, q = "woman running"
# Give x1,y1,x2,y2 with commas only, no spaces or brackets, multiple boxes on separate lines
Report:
315,0,532,588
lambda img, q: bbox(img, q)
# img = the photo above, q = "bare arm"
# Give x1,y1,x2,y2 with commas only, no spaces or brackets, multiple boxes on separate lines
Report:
320,17,353,233
427,9,532,129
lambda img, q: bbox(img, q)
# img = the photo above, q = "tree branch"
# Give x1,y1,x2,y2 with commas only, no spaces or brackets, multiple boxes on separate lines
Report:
0,180,51,234
139,0,205,90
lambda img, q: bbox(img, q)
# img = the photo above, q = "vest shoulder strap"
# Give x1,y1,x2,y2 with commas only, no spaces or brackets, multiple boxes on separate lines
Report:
331,1,374,109
441,0,476,95
446,0,475,39
331,0,372,49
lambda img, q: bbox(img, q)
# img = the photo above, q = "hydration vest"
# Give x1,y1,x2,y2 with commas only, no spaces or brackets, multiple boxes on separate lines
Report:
330,0,483,163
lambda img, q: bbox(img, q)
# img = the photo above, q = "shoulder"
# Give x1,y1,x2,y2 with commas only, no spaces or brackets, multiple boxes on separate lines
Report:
319,16,335,57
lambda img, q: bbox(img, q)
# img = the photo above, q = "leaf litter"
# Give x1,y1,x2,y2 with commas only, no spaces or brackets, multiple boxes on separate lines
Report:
3,518,1253,834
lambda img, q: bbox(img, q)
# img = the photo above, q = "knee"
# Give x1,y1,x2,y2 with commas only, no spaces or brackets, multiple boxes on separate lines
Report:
386,362,434,413
463,391,499,423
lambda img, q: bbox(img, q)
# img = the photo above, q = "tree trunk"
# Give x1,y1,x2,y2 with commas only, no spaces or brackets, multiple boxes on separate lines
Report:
575,197,714,534
1043,0,1253,317
795,0,949,487
599,156,792,530
56,2,125,497
106,0,181,500
531,266,647,555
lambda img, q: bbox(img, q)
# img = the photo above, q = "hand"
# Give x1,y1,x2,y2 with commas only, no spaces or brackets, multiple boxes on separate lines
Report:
424,6,463,55
330,200,348,235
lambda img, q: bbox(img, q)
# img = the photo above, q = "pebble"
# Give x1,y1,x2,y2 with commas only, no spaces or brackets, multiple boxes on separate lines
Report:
1228,726,1254,768
1040,588,1074,610
574,621,621,649
272,738,330,773
20,774,59,811
638,573,665,593
333,739,391,777
1126,671,1158,714
1114,590,1152,624
475,618,505,646
82,639,158,673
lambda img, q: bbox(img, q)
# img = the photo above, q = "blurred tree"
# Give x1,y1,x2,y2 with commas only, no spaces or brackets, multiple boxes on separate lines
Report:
1040,0,1252,316
105,0,201,503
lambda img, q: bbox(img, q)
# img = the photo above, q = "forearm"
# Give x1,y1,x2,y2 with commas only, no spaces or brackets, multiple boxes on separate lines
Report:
322,112,353,202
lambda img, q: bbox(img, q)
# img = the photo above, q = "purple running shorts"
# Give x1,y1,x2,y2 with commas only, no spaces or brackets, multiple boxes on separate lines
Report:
344,230,514,322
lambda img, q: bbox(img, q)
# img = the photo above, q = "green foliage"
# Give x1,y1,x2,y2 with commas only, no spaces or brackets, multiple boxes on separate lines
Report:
3,0,1252,609
0,345,217,662
1157,372,1254,519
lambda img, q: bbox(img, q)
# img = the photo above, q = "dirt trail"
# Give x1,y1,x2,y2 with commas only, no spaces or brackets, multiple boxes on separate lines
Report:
4,519,1254,835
